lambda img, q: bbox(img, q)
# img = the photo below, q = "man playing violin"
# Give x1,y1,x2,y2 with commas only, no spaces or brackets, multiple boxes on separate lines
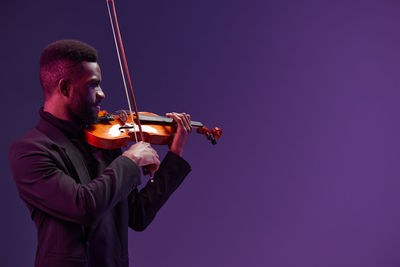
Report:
8,39,192,267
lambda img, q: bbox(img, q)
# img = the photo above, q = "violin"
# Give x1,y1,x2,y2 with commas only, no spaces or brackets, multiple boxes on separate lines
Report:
85,110,222,150
84,0,222,151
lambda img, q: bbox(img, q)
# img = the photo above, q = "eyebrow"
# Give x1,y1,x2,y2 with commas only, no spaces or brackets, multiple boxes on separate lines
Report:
87,77,101,83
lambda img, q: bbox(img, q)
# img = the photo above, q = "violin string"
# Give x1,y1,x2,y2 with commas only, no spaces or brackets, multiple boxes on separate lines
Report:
107,0,145,143
106,1,138,143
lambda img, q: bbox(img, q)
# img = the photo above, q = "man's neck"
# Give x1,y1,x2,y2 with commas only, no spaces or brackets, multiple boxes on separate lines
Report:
43,101,72,122
39,108,83,138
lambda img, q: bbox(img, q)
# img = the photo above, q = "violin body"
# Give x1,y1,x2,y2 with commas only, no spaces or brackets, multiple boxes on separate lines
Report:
85,110,221,149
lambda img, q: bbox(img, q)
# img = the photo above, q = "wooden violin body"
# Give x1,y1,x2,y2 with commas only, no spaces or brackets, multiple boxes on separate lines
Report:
85,110,222,149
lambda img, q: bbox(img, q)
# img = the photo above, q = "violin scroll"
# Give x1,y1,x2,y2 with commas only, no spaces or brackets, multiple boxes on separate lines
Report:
197,126,222,145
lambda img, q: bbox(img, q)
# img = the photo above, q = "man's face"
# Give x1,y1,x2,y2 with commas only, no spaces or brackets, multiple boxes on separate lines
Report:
67,61,105,124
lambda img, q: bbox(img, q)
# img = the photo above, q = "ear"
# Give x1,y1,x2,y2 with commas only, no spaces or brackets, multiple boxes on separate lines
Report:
58,79,71,97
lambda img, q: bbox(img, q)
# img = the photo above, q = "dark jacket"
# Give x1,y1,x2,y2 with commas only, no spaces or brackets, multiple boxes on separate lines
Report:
8,114,191,267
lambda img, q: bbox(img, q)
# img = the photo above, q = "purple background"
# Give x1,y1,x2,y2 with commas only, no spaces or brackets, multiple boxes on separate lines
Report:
2,0,400,266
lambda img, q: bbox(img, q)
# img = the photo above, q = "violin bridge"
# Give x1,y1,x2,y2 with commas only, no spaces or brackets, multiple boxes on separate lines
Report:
117,110,128,124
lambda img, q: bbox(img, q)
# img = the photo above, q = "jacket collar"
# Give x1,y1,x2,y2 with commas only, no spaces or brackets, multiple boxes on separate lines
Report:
35,113,92,185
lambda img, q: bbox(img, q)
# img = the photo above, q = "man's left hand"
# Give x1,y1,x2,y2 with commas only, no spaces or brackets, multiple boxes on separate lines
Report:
165,112,192,157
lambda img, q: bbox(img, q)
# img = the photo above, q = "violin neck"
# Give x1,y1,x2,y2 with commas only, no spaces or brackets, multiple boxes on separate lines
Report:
138,114,203,128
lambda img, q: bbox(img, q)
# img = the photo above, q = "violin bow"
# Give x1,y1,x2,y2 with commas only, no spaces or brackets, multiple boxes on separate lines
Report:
106,0,143,143
106,0,157,179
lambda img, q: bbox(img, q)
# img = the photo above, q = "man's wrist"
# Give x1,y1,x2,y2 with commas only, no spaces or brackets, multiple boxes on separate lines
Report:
169,148,183,157
122,153,138,165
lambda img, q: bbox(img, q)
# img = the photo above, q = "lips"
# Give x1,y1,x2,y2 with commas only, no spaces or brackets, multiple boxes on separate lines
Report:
94,104,101,113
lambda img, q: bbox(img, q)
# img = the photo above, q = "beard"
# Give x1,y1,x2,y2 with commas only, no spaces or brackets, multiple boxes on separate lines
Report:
68,97,99,125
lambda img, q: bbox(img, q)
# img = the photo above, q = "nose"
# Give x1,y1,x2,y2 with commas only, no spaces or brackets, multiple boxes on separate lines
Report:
96,86,106,100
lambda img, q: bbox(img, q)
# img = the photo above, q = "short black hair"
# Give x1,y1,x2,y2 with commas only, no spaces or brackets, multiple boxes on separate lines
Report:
39,40,98,99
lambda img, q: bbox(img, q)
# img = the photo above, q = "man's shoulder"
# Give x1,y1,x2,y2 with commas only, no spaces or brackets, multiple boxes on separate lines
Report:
9,122,54,157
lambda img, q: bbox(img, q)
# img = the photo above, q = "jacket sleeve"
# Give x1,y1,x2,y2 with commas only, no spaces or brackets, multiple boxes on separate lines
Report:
128,151,191,231
8,139,141,226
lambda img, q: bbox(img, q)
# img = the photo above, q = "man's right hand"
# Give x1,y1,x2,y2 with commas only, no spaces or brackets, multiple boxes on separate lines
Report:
122,142,160,174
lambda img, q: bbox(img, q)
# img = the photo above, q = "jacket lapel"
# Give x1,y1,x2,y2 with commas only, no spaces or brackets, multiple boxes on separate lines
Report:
35,118,92,185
